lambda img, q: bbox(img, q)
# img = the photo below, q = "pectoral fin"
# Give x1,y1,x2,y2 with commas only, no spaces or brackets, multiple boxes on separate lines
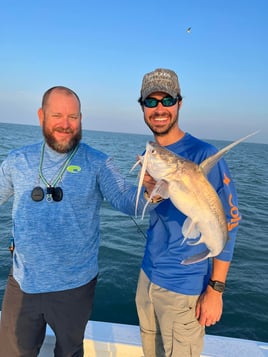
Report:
141,180,169,219
152,180,169,199
181,217,200,241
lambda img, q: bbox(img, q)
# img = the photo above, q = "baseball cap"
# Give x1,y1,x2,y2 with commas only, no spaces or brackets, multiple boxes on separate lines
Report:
140,68,181,101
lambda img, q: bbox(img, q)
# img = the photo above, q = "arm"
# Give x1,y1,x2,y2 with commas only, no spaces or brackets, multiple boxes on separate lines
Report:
195,157,240,326
99,157,158,216
0,155,14,205
196,258,230,326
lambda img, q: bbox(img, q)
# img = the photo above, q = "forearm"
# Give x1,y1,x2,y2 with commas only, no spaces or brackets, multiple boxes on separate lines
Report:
210,258,231,284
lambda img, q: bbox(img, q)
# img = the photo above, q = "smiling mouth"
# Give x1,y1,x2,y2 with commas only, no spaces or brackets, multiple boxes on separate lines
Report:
154,117,168,121
150,116,170,125
55,129,73,134
150,113,170,122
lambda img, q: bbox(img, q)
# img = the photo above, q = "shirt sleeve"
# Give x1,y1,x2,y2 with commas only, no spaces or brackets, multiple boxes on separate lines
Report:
97,156,148,216
0,154,14,204
208,157,241,261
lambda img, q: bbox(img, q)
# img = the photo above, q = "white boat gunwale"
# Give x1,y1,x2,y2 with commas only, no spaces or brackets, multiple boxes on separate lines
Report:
38,319,268,357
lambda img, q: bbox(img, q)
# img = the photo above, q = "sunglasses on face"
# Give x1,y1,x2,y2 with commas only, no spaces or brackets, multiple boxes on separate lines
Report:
142,96,179,108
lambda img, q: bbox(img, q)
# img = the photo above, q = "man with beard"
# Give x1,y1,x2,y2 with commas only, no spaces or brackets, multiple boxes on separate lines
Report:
135,69,240,357
0,86,153,357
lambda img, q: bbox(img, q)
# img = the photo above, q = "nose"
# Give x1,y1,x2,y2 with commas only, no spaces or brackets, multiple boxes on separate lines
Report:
59,116,71,128
157,102,165,109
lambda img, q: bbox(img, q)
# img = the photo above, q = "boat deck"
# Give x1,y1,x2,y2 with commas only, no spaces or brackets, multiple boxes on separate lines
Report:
39,320,268,357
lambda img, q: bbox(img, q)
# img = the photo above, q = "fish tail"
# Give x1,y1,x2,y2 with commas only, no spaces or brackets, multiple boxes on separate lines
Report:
181,249,211,265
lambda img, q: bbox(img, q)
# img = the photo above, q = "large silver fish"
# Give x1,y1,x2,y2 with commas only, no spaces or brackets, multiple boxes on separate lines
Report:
132,132,258,265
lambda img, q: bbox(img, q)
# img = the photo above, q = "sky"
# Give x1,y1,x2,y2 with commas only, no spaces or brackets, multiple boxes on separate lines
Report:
0,0,267,144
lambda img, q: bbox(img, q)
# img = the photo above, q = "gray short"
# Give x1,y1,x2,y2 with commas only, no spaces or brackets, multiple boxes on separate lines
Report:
0,272,97,357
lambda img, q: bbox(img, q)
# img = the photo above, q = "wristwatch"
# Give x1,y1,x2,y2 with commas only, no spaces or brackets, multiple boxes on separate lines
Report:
208,279,226,293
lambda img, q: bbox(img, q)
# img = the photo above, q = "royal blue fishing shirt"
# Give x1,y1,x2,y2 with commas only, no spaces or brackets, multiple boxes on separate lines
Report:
142,133,241,295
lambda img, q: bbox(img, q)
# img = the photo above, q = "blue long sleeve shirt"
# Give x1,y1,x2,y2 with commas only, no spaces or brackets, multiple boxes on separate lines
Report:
142,133,241,295
0,141,147,293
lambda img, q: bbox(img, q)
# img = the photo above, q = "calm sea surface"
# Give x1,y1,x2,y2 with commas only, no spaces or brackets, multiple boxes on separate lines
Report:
0,122,267,343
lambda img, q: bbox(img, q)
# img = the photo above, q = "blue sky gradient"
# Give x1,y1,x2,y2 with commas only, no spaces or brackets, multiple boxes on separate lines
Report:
1,0,267,143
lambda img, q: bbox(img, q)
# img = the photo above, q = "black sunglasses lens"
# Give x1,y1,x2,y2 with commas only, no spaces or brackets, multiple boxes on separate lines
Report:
31,186,44,202
162,97,177,107
143,98,158,108
52,187,63,202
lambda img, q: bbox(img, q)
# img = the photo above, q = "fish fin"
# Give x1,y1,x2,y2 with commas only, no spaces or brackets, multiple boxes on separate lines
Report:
181,249,211,265
182,218,200,240
200,131,259,176
187,239,203,246
153,180,169,199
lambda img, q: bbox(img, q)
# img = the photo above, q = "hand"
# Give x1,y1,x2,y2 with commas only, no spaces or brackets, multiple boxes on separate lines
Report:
195,286,223,326
142,172,157,196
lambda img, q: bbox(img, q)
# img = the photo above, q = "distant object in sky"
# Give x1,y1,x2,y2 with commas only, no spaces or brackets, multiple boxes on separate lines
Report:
187,27,191,33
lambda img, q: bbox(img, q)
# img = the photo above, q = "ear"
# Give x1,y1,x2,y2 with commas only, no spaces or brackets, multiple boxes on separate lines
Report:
178,100,183,110
38,108,44,126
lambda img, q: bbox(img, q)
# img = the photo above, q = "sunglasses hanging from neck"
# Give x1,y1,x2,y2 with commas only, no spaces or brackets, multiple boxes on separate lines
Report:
31,143,79,202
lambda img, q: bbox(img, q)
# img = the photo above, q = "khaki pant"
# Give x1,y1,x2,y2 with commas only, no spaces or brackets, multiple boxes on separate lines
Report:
135,269,204,357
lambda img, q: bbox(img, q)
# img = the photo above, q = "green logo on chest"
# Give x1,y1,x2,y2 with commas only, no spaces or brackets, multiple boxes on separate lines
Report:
67,165,81,173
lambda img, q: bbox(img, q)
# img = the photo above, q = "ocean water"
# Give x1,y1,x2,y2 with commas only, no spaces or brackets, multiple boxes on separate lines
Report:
0,122,267,343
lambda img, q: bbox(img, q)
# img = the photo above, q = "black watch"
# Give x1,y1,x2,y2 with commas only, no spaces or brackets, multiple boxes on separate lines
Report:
208,279,225,293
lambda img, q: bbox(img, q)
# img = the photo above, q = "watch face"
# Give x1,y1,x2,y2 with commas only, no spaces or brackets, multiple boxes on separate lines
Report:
214,282,225,292
209,280,225,292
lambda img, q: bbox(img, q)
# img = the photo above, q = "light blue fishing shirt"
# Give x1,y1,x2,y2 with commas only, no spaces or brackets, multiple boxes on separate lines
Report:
142,133,241,295
0,141,147,293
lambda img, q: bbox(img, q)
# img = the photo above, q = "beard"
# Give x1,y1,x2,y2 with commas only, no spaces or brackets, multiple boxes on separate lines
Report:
144,112,179,137
43,122,82,153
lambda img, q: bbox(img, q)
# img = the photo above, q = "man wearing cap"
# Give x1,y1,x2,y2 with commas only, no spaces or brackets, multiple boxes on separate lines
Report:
135,68,240,356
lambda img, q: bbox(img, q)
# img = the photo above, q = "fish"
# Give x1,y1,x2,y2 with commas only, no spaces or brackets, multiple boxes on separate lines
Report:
131,131,258,265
